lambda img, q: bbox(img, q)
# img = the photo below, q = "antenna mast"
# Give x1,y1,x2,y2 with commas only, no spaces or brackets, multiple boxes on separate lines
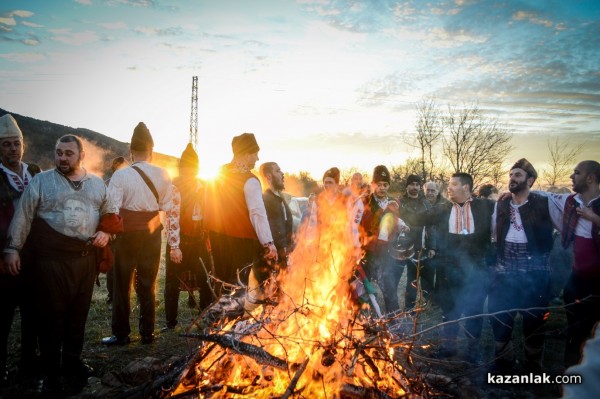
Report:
189,76,198,150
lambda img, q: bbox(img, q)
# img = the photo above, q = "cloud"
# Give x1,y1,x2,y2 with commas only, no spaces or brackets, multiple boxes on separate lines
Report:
512,10,554,28
75,0,93,5
97,21,127,30
0,52,45,63
22,38,40,46
50,30,100,45
107,0,155,7
21,21,43,28
133,26,182,36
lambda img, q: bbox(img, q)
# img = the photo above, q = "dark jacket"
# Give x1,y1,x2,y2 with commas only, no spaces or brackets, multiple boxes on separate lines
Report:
430,198,495,260
496,192,553,258
262,189,293,254
398,192,433,250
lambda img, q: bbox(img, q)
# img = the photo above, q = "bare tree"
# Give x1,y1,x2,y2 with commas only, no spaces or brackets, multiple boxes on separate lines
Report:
415,99,443,181
541,137,585,187
441,104,513,187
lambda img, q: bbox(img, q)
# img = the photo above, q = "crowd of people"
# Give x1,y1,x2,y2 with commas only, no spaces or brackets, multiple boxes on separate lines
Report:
0,112,599,397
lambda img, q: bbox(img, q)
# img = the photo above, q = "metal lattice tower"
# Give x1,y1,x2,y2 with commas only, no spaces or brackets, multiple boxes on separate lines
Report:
189,76,198,150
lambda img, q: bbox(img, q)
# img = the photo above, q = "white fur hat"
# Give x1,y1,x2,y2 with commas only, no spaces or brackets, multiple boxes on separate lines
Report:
0,114,23,140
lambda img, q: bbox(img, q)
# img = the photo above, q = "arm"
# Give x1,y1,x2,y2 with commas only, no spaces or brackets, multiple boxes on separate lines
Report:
166,185,182,263
3,175,42,275
534,191,568,231
244,178,276,260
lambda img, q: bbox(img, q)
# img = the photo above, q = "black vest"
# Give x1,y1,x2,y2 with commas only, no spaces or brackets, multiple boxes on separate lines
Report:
496,192,553,258
262,189,293,252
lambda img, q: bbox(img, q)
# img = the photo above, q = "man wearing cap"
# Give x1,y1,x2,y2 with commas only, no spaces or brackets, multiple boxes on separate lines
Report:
429,172,495,363
0,114,41,385
204,133,276,306
398,174,434,311
361,165,409,313
163,143,211,331
489,158,554,373
102,122,172,346
4,134,119,394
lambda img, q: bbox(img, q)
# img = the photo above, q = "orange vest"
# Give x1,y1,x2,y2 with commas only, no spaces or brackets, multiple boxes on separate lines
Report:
204,164,258,239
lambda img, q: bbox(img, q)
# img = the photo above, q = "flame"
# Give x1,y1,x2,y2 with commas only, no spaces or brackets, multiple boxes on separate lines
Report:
172,192,411,398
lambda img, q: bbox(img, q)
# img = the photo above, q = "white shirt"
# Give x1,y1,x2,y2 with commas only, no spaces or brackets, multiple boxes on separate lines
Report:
491,201,529,243
108,161,172,213
546,192,598,239
244,177,274,245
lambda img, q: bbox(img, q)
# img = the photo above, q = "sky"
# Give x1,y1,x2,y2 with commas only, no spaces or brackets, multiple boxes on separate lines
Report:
1,0,599,179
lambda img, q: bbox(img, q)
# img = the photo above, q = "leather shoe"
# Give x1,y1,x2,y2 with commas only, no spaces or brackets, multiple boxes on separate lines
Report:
101,335,130,346
141,335,154,344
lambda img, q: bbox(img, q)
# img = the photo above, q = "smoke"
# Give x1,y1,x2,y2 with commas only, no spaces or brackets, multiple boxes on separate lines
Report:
80,138,112,178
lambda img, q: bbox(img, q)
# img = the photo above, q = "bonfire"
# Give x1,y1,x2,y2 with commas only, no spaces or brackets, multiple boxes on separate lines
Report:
167,200,432,398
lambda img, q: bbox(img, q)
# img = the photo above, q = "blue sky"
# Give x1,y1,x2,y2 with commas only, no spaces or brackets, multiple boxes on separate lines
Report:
1,0,599,178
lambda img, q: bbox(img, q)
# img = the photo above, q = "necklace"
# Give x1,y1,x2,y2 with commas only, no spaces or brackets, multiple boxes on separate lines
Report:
57,168,87,191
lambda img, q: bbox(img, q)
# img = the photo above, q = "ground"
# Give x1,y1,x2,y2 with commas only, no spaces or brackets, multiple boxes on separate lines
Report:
2,248,570,399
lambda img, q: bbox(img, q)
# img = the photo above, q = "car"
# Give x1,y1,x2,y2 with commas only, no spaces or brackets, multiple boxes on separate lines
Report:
287,196,308,232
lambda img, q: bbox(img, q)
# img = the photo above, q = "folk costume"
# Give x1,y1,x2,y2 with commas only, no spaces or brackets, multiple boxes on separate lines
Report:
0,114,41,382
546,191,600,367
5,167,117,383
490,159,553,372
430,196,494,360
164,144,211,329
204,133,273,296
106,123,172,344
361,165,407,313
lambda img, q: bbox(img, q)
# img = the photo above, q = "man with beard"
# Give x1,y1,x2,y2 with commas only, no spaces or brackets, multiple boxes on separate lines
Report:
361,165,408,313
398,174,434,311
489,158,554,374
204,133,276,304
4,135,118,395
541,160,600,368
0,114,41,385
429,173,494,363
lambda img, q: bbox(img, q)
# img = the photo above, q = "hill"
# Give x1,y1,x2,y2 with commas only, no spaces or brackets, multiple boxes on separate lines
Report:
0,108,178,178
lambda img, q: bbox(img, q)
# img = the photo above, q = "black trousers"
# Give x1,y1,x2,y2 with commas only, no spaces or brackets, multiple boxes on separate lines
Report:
32,254,96,377
435,255,488,340
208,231,260,292
111,229,162,339
563,272,600,368
488,270,551,358
0,249,38,371
164,237,212,327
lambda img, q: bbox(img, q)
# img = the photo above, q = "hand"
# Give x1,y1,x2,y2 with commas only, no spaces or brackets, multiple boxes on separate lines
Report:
91,231,110,248
4,253,21,276
428,249,436,259
498,191,511,201
264,243,278,265
386,200,399,213
577,207,600,225
170,248,183,263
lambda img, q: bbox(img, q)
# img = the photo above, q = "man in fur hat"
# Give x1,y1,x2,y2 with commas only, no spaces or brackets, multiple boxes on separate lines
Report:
361,165,409,313
163,143,212,331
0,114,41,385
204,133,276,307
103,122,172,346
489,158,554,373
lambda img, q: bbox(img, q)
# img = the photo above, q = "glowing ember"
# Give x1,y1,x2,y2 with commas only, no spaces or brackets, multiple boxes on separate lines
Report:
169,198,420,398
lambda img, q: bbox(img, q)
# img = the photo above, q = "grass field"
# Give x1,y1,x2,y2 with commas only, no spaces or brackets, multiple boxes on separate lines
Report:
3,242,570,398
